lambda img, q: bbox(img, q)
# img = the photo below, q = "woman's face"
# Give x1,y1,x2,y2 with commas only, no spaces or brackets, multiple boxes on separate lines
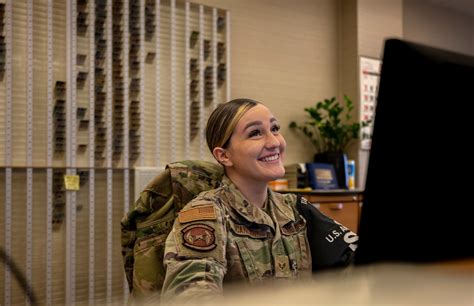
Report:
224,104,286,184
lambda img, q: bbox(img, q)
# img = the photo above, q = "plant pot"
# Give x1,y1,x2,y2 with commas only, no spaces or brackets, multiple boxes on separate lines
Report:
314,151,348,189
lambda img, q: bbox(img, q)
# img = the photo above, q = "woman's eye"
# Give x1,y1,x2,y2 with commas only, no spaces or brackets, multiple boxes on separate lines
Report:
248,129,261,138
271,125,281,133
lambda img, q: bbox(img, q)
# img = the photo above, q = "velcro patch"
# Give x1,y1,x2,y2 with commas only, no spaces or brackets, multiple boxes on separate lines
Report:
178,205,217,223
281,218,306,236
230,223,270,239
181,223,216,251
275,255,290,278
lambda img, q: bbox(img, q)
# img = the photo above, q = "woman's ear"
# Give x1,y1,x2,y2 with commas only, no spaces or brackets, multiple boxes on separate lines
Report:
213,147,232,167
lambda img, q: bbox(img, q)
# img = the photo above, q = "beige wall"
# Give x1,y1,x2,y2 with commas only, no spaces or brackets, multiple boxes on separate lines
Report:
358,0,404,58
404,0,474,56
337,0,358,121
194,0,340,164
192,0,472,181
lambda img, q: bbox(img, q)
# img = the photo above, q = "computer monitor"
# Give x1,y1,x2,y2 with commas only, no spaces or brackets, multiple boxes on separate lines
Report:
355,39,474,264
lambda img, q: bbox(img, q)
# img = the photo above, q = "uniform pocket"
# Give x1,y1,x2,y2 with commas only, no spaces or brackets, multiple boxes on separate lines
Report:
281,219,312,272
235,240,260,283
296,232,311,270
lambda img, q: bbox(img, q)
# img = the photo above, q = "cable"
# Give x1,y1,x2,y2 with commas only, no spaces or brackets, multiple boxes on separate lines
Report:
0,247,38,306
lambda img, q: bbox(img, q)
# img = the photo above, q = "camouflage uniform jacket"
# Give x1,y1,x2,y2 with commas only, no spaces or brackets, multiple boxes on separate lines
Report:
161,176,312,301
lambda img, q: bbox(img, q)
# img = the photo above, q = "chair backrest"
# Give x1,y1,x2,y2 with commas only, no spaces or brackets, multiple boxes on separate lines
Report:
121,160,223,301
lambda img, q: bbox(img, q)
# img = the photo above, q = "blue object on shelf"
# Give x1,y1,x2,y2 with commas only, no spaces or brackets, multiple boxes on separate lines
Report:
306,163,339,190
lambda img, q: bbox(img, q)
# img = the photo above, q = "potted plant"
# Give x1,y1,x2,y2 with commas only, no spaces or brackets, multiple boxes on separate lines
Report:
289,95,369,188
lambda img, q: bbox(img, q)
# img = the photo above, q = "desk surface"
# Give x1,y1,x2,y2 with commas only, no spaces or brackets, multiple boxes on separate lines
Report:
176,262,474,306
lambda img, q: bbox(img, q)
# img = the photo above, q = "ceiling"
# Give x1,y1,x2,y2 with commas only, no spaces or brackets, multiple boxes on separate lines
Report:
423,0,474,16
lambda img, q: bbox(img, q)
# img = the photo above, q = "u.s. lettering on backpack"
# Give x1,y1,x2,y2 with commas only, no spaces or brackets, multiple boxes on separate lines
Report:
120,160,224,302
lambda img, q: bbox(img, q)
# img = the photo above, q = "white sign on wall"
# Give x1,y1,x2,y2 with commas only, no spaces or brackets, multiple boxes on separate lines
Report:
359,56,382,150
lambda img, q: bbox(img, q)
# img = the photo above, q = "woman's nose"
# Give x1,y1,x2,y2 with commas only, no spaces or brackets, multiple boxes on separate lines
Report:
265,133,281,148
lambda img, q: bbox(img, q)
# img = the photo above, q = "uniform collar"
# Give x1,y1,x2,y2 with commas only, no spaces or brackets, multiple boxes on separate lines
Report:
268,188,296,224
220,176,295,229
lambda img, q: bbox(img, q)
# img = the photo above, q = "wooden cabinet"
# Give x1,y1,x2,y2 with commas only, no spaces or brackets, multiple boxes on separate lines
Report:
287,190,363,233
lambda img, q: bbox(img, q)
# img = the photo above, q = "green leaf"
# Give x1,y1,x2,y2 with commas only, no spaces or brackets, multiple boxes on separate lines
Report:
289,95,364,154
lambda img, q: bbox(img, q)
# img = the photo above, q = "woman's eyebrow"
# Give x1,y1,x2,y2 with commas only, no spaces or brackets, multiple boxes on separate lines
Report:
243,118,278,130
243,120,262,130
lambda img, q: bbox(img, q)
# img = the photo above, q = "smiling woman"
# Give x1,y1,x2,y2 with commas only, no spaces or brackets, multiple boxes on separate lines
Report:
211,102,287,208
160,99,356,304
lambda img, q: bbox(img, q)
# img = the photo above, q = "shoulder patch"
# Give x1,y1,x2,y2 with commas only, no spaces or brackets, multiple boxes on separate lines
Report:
178,205,217,223
181,223,217,251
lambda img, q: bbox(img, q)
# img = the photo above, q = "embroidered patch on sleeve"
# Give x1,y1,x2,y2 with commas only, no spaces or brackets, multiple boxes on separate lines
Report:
178,205,217,223
181,223,217,251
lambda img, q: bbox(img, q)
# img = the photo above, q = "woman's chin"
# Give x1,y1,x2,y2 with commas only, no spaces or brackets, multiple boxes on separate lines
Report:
267,169,285,181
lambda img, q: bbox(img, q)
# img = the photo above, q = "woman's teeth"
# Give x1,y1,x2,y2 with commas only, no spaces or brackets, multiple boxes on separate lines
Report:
260,154,279,162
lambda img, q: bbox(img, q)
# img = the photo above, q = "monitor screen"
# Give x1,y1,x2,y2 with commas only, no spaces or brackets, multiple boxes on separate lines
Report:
355,39,474,264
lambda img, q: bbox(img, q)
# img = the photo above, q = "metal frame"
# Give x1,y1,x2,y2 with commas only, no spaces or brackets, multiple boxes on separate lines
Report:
212,8,217,110
46,0,54,304
123,0,131,301
106,0,113,303
88,0,96,304
198,5,204,159
184,1,190,159
26,2,34,305
0,2,231,305
66,0,78,304
170,0,177,161
154,0,162,165
4,2,13,304
226,11,231,101
139,0,145,166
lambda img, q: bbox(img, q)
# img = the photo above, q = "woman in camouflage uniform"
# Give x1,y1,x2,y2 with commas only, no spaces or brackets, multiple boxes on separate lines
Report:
161,99,313,302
